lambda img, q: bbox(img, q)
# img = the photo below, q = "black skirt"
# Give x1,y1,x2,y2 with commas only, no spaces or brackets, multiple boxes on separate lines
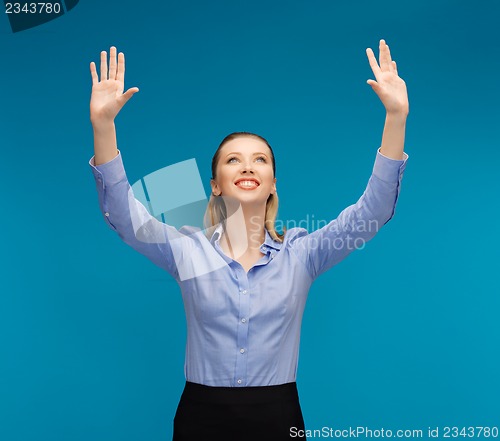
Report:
173,381,306,440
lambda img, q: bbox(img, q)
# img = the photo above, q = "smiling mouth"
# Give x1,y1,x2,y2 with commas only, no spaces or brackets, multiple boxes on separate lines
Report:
235,180,259,190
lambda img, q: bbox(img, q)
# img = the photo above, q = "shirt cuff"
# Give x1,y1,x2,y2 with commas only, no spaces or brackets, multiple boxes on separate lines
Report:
372,147,408,183
88,149,127,186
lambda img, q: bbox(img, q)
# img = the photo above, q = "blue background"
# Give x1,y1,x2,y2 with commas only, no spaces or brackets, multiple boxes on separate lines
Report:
1,0,499,439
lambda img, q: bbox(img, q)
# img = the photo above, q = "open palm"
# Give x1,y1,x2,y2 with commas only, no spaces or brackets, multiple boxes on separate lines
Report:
366,39,409,116
90,47,139,124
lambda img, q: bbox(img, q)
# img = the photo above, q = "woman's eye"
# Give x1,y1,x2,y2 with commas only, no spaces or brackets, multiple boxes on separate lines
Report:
227,156,266,163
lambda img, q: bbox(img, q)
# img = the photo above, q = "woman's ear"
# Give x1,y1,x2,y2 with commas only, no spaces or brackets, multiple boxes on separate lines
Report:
272,178,277,195
210,179,221,196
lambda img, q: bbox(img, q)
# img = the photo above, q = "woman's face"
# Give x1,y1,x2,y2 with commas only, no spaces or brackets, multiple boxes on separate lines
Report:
211,137,277,206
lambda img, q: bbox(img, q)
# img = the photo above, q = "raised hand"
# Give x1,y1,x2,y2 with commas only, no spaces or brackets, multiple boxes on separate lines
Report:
89,46,139,127
366,39,409,116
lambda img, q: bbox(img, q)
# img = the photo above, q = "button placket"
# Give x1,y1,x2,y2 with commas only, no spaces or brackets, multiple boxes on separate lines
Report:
235,276,250,386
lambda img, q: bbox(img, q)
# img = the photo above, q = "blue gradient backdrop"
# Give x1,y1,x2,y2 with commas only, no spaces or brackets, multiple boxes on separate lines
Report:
1,0,499,440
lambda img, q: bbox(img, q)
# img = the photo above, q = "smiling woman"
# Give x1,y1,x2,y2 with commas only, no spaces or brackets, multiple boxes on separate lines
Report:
88,39,409,441
204,132,284,247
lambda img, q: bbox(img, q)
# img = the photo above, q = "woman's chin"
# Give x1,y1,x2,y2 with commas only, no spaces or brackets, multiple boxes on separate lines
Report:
221,192,266,208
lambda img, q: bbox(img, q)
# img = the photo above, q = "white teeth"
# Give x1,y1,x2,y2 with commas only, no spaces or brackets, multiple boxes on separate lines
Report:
236,180,258,188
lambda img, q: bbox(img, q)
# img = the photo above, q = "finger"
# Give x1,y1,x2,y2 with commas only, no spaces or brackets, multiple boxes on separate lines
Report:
380,39,393,72
117,52,125,84
109,46,117,81
100,50,108,81
392,60,398,75
90,62,98,85
366,48,381,81
117,87,139,107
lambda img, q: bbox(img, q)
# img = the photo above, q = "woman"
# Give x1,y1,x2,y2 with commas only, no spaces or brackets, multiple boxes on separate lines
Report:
88,39,409,440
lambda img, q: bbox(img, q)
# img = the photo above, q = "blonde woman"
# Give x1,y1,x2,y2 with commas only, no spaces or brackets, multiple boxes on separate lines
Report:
89,39,409,440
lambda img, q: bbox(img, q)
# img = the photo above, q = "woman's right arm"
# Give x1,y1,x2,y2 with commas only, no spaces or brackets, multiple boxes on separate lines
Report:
89,47,181,279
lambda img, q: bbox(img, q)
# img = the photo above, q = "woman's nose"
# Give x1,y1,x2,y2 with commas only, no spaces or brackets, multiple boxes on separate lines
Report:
241,164,254,173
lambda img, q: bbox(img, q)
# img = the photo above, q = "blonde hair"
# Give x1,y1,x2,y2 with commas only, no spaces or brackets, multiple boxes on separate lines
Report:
203,132,286,242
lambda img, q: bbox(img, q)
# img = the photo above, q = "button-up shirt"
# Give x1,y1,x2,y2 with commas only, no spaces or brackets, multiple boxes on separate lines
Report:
89,147,408,387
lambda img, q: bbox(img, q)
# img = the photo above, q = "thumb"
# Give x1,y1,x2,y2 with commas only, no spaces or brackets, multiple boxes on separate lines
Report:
366,79,380,92
118,87,139,107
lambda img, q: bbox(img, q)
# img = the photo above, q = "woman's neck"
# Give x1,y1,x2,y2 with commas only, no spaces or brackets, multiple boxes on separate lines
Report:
221,203,266,259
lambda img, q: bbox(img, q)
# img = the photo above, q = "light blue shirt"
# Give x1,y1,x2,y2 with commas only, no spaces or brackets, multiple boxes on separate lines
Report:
89,148,408,387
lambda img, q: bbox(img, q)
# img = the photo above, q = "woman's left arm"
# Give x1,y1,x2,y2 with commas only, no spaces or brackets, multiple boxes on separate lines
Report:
366,39,409,160
289,39,409,280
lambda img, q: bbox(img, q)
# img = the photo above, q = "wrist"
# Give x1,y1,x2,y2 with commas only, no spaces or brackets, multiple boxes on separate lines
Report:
386,110,408,122
92,119,115,133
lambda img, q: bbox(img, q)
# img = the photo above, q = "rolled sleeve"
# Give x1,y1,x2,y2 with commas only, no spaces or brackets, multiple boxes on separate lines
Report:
373,147,408,183
372,147,408,224
89,150,126,186
89,150,126,230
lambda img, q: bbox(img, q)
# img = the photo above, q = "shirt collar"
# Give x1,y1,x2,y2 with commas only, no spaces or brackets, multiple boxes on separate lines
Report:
209,223,283,251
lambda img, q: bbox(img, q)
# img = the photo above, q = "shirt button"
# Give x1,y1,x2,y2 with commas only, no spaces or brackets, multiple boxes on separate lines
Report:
241,318,246,323
241,289,247,295
240,348,245,354
237,379,242,384
105,212,110,217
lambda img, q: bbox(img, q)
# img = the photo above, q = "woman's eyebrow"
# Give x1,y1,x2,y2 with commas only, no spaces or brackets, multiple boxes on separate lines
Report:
225,152,269,157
